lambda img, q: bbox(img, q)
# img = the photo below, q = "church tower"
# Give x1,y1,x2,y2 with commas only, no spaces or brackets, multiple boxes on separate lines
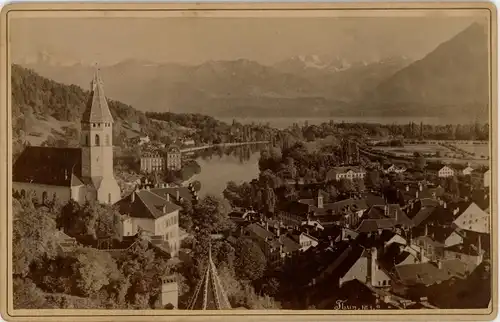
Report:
80,67,121,204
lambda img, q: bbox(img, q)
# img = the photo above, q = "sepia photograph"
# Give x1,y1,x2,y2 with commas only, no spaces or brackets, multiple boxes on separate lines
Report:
0,2,497,320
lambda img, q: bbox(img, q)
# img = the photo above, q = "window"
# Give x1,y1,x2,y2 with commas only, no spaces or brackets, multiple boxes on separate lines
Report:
95,134,100,146
85,135,89,146
105,135,110,146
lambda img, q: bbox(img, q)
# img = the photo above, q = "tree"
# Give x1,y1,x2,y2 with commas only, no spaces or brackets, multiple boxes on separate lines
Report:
262,187,277,214
59,201,122,241
367,170,381,189
12,198,59,277
234,237,267,281
13,278,48,309
179,199,194,232
354,178,366,193
339,179,355,195
414,153,427,171
72,248,121,297
192,195,235,235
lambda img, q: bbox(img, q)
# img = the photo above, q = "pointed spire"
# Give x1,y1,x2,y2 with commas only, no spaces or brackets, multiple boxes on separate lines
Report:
188,240,232,310
82,64,114,124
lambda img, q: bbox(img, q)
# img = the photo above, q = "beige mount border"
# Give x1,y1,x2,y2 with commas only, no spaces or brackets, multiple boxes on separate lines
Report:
0,2,497,321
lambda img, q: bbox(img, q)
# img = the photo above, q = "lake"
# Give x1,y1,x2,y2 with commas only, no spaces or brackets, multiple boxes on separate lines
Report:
186,144,265,197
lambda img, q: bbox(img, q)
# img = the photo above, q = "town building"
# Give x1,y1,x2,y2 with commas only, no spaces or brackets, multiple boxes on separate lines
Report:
472,168,491,188
425,164,455,178
453,163,474,176
383,164,407,174
244,222,302,267
12,69,121,205
182,139,196,146
115,186,186,257
326,166,366,182
165,146,182,171
280,191,369,229
188,247,232,310
452,202,490,234
140,152,165,173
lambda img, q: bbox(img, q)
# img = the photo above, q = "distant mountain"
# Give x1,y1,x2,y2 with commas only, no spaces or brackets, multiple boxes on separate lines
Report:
19,55,412,118
274,55,355,74
18,22,489,123
362,22,489,121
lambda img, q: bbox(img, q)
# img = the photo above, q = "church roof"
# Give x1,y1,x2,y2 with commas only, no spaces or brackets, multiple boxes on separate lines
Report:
13,146,82,186
188,248,232,310
82,68,114,124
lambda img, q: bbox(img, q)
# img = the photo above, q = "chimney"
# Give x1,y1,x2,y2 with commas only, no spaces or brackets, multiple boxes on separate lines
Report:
437,260,443,270
477,235,483,265
176,190,180,200
415,190,419,199
406,185,409,192
419,184,423,192
166,193,170,202
265,221,269,231
370,247,378,285
163,205,167,213
317,192,324,209
425,224,428,236
131,192,135,202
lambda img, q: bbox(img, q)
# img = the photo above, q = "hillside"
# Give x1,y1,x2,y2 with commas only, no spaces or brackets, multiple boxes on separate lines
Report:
11,64,190,154
362,22,489,121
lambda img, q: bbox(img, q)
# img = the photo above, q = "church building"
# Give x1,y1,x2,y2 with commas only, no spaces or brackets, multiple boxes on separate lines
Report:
13,69,121,205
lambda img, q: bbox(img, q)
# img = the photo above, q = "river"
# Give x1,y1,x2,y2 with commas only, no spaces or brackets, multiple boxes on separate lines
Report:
186,144,266,197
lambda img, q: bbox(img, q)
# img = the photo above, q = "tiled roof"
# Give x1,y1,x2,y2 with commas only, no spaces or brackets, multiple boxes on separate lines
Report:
323,198,369,213
445,243,483,256
395,260,471,286
13,146,82,186
356,219,383,233
246,223,275,239
115,190,181,220
150,187,194,204
279,235,301,253
82,69,114,123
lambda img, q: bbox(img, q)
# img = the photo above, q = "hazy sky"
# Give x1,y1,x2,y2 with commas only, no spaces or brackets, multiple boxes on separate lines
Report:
9,11,488,66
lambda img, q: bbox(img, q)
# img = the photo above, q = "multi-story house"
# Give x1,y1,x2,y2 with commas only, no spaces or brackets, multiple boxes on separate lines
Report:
326,166,366,182
425,164,455,178
115,186,183,257
166,146,182,171
141,152,165,173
